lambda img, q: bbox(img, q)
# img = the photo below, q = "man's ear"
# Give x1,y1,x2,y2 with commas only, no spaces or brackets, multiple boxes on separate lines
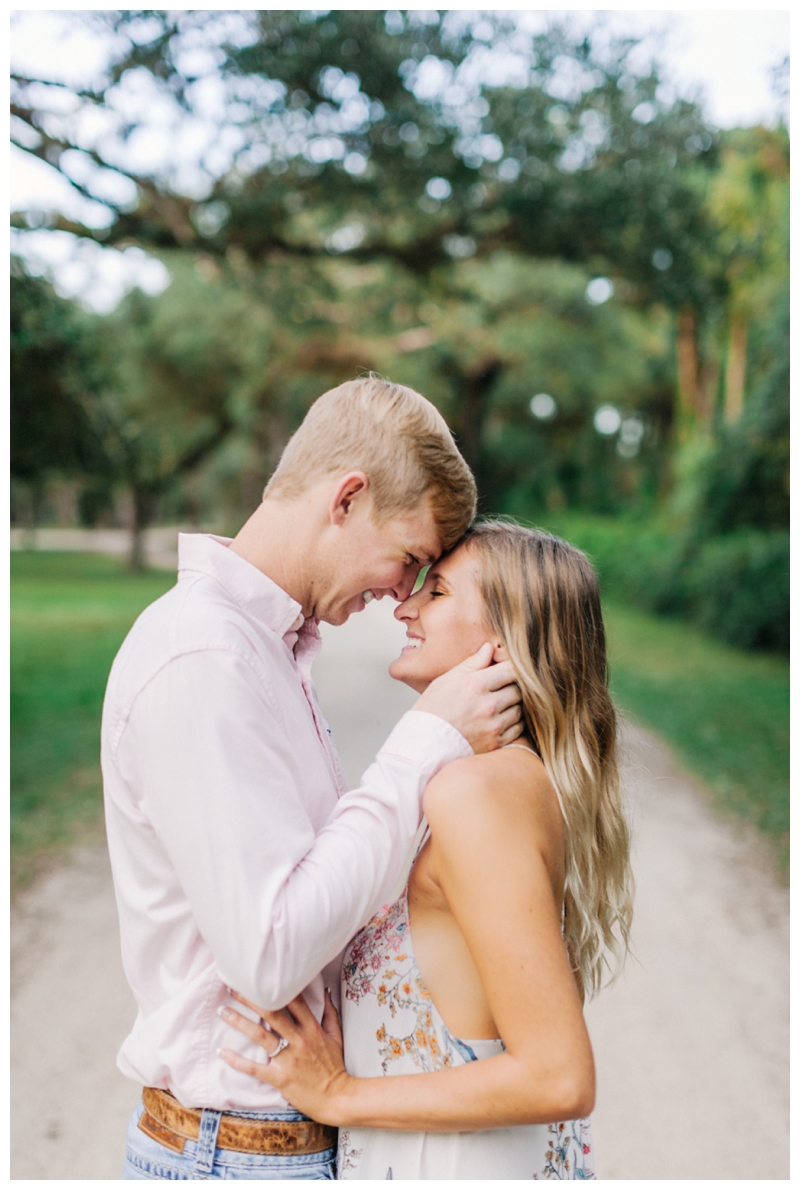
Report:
329,472,369,525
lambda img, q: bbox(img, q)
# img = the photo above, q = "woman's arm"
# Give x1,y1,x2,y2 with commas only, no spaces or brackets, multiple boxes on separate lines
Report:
220,757,595,1131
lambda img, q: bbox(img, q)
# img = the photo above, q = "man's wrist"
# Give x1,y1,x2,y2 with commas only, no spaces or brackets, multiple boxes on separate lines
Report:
383,709,473,763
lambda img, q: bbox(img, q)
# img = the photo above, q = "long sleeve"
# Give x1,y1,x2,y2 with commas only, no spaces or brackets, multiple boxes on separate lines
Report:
118,647,470,1010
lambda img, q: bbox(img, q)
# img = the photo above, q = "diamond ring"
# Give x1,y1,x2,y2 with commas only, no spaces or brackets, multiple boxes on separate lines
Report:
266,1035,289,1058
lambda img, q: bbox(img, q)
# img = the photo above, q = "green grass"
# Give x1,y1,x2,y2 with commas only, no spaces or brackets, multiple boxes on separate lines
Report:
10,552,174,887
604,599,789,871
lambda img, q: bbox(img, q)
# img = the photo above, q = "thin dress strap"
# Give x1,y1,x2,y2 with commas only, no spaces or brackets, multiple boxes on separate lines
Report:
413,819,432,861
503,743,568,824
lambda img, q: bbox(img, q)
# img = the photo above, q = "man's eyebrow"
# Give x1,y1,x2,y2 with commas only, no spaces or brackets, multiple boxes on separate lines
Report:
409,548,438,566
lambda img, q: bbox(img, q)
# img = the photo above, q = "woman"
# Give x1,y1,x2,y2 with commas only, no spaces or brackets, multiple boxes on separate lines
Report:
218,521,633,1179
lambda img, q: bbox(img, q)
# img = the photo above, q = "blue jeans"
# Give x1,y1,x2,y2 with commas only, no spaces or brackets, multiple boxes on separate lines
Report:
122,1100,337,1180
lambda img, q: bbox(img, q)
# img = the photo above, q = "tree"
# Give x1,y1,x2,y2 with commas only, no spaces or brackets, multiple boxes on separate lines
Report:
89,258,277,566
707,125,789,424
10,256,262,566
9,11,719,276
328,251,674,511
10,260,110,516
690,285,789,539
12,11,725,367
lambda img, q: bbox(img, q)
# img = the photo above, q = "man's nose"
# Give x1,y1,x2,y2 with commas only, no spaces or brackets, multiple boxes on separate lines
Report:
393,570,419,603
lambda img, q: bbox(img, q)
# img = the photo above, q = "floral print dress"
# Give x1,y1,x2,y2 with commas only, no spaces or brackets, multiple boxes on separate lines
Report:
337,878,594,1180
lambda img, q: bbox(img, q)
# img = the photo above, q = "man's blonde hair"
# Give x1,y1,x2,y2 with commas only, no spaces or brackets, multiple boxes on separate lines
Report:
264,376,476,549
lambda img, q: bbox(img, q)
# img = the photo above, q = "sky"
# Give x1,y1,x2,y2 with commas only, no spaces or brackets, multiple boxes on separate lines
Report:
9,8,790,312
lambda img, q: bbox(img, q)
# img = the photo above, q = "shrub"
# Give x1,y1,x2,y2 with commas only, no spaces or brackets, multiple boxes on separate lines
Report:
525,511,685,608
519,511,788,656
684,531,789,653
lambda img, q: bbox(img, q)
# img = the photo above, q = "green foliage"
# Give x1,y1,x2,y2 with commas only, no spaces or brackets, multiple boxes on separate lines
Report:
683,531,789,653
10,255,273,559
96,258,265,507
10,551,174,886
708,124,789,318
522,510,788,655
9,15,788,642
690,292,789,537
10,261,108,483
7,10,734,525
670,287,789,651
604,600,788,871
501,129,790,655
447,254,674,511
511,508,683,604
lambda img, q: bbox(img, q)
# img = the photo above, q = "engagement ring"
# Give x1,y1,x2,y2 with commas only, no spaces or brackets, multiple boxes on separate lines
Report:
266,1036,289,1058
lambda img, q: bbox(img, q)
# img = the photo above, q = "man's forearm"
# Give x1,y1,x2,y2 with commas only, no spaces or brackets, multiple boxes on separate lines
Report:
128,648,470,1009
225,713,472,1008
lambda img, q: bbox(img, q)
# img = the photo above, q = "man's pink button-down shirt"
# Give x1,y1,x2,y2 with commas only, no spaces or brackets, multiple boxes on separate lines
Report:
101,533,471,1110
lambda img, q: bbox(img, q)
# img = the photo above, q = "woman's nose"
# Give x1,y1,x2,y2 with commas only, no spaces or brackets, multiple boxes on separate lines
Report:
394,593,419,621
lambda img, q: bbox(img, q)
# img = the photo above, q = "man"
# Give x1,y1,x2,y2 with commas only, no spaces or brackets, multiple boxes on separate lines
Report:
103,377,522,1179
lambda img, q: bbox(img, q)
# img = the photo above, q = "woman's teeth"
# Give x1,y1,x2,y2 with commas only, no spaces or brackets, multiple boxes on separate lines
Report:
405,637,422,648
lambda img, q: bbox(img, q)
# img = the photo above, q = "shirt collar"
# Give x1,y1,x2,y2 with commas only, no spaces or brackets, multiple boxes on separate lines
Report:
178,533,307,644
290,616,322,674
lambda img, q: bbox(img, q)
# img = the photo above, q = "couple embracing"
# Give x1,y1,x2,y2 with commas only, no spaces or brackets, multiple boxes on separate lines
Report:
103,377,632,1180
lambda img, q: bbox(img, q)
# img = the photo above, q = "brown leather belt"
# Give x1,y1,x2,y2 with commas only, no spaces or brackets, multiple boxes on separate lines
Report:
138,1087,337,1156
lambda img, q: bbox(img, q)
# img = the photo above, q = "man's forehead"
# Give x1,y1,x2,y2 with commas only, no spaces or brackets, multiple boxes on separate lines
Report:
404,516,443,563
386,498,441,561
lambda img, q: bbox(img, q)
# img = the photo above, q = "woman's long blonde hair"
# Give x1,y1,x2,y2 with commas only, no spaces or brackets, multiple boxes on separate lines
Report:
463,519,633,997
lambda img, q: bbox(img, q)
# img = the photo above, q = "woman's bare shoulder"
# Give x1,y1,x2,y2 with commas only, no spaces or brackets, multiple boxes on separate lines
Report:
421,748,565,906
426,743,549,793
422,744,558,835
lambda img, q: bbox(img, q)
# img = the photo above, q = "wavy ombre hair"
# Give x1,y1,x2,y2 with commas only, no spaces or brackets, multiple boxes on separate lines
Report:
463,520,633,997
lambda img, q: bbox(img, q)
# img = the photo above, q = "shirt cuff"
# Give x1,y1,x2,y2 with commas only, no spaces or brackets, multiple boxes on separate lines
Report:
378,709,473,778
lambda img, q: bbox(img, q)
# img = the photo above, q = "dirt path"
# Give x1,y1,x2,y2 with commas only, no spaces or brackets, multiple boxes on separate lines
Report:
11,600,788,1179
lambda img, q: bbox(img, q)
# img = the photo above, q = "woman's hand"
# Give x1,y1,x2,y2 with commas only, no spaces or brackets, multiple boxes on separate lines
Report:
217,988,353,1126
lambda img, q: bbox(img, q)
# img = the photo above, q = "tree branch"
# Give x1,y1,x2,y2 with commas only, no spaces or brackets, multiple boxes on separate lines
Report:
173,413,235,478
11,73,107,105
